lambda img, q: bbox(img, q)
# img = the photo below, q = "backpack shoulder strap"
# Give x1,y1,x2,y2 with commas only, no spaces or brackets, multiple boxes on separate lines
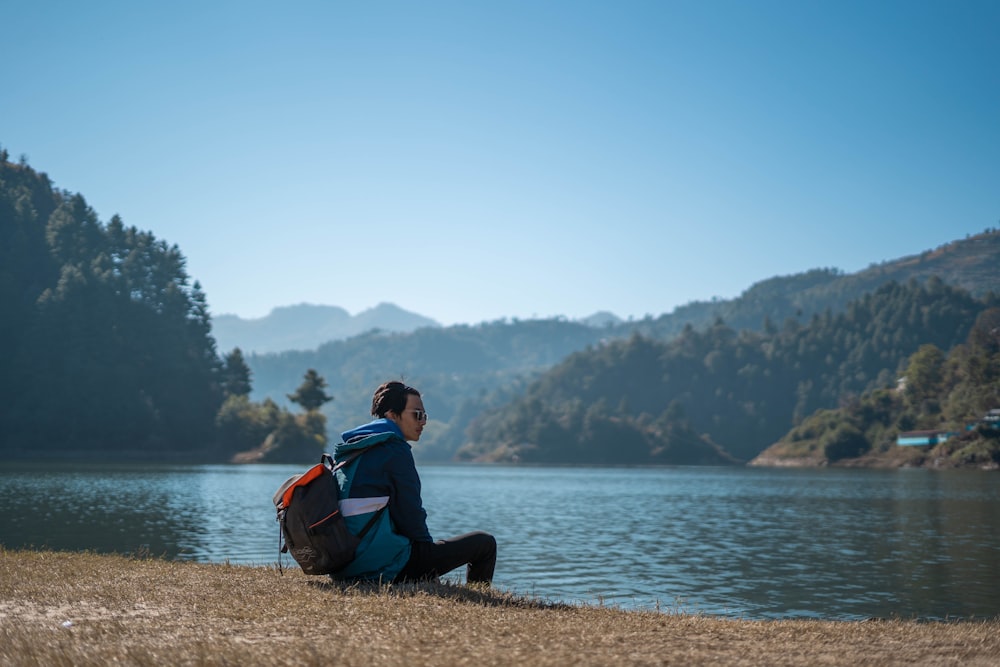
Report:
326,447,368,473
329,438,392,498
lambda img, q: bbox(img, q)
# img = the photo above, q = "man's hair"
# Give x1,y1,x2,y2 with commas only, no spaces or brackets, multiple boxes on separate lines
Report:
371,381,420,418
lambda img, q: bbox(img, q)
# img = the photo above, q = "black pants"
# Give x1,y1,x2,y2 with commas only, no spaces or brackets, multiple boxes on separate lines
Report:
395,531,497,584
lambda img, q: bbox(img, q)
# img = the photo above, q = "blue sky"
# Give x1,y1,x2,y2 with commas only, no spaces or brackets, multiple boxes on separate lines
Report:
3,1,997,326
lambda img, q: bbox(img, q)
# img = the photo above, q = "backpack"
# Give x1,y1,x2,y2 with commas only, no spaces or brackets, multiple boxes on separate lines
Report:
273,449,382,575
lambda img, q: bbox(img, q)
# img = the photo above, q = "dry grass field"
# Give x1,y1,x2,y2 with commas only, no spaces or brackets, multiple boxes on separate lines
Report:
2,548,999,666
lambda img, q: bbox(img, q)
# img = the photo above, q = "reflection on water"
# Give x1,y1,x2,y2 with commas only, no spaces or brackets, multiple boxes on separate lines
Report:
0,463,282,561
1,462,998,620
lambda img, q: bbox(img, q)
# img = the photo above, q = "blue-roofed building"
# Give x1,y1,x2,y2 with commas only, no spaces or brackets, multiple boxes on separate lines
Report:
896,430,955,447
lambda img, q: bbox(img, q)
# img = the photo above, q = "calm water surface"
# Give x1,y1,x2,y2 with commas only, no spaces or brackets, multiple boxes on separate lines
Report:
1,462,998,620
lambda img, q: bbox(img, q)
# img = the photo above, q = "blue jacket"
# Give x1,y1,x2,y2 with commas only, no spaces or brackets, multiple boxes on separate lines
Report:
331,419,432,581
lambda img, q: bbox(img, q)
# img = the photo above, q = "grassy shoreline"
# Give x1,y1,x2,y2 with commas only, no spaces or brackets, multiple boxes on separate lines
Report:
3,549,999,666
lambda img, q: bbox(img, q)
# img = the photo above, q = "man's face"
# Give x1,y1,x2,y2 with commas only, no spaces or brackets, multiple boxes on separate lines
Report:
393,393,427,442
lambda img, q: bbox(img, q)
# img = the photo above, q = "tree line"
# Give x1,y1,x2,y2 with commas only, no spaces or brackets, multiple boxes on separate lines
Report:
0,151,326,462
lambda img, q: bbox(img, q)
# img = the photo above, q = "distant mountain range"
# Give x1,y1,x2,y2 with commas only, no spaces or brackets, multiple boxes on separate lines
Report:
217,230,999,355
212,302,441,353
213,303,625,354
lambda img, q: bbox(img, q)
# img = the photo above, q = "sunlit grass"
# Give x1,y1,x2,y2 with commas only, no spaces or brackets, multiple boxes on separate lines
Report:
2,548,999,666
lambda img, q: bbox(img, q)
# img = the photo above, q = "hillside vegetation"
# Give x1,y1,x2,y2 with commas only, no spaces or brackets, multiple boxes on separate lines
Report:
459,280,997,464
0,153,222,454
753,307,1000,469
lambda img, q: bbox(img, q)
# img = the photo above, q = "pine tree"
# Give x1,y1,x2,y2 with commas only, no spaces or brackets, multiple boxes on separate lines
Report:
287,369,333,412
222,348,253,398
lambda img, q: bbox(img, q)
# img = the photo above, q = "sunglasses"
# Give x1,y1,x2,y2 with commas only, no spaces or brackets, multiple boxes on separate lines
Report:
408,409,428,422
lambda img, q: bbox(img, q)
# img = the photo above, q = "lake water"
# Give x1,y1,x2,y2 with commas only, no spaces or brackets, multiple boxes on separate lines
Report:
1,462,998,620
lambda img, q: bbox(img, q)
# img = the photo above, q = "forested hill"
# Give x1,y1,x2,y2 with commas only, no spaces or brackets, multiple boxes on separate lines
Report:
623,230,1000,341
457,280,996,464
0,152,223,455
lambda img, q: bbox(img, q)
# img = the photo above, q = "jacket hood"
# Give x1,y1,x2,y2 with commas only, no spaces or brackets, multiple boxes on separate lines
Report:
336,418,403,455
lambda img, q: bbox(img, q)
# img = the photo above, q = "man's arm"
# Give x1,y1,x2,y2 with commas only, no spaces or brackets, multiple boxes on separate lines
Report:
385,446,432,542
